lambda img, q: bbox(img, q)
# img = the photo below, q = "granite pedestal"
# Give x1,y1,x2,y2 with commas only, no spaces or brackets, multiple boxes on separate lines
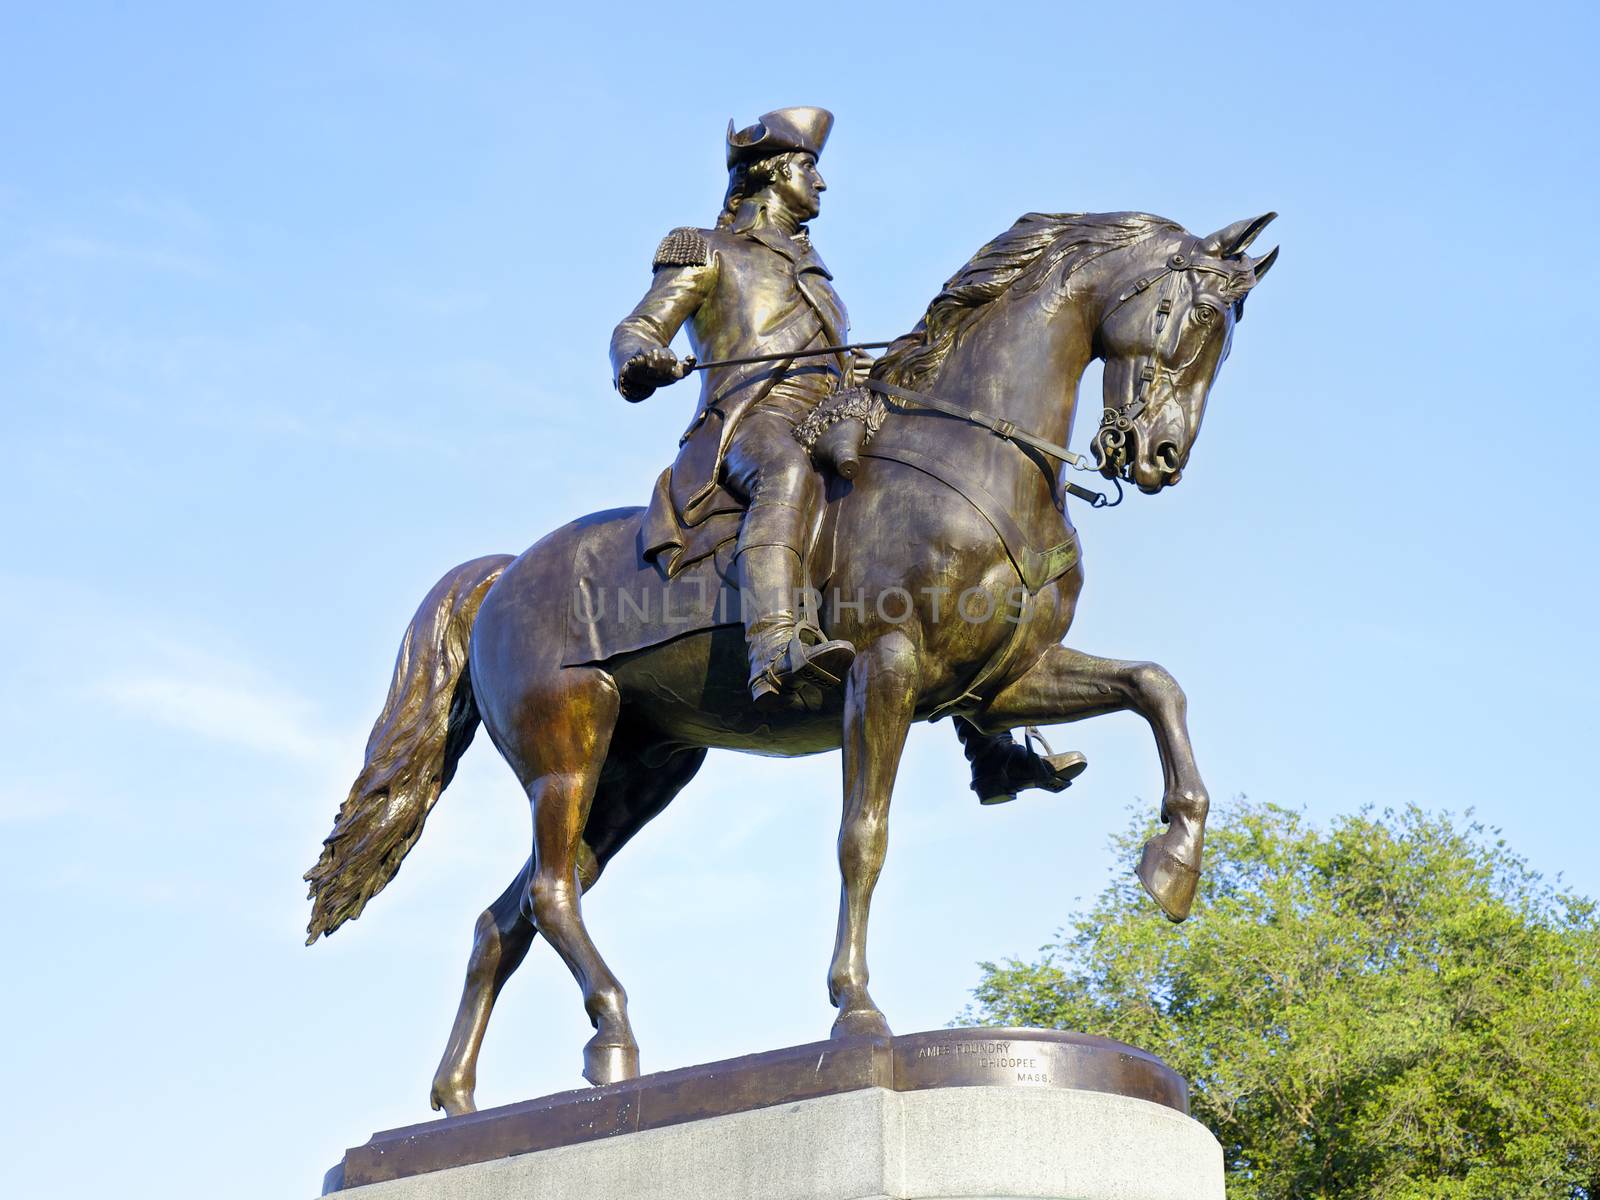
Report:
320,1029,1222,1200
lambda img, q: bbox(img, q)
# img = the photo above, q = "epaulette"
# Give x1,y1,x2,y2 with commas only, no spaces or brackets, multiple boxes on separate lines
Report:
653,227,711,269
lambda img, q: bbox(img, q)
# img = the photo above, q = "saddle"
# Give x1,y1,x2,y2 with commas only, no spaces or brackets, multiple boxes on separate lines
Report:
566,391,883,670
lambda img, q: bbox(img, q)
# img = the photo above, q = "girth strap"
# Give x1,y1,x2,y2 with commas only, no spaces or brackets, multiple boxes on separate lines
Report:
927,587,1041,723
860,445,1079,594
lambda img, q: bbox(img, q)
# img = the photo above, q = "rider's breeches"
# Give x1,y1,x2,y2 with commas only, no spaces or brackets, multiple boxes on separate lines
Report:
723,408,821,558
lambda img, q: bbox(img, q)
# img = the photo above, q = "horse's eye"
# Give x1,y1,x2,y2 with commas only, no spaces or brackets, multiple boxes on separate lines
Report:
1193,303,1217,324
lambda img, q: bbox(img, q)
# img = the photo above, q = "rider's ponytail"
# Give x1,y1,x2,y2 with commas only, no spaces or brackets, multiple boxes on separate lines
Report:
717,152,802,228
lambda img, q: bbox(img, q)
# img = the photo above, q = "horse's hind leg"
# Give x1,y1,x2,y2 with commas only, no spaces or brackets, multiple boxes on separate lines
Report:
973,644,1209,922
505,669,643,1085
429,743,706,1113
430,861,535,1115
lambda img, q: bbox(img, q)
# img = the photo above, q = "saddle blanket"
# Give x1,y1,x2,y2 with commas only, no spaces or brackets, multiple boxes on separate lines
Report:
561,508,744,667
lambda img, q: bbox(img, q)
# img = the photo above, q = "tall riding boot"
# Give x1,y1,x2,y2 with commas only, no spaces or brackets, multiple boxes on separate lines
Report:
954,716,1088,806
735,505,854,708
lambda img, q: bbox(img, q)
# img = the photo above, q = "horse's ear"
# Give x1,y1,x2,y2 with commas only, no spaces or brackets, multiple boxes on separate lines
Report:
1231,245,1279,321
1250,245,1279,283
1202,212,1277,258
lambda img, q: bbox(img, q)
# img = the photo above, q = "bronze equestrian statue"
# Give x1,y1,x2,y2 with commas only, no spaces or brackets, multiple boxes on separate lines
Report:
304,107,1278,1114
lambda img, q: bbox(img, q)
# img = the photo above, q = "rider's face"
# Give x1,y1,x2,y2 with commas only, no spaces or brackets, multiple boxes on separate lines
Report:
772,154,825,222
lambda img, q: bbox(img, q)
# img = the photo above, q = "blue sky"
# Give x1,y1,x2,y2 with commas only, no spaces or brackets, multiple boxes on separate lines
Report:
3,2,1597,1196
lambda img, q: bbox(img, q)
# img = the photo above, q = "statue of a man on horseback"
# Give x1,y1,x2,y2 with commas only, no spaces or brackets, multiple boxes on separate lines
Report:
610,106,1080,802
305,101,1280,1107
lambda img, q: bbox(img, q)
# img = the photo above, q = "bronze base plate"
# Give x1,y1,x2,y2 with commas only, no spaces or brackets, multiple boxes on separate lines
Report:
323,1028,1187,1193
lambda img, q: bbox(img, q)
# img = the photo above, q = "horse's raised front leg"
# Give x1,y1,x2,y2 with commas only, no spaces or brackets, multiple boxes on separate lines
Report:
973,644,1209,922
829,630,920,1039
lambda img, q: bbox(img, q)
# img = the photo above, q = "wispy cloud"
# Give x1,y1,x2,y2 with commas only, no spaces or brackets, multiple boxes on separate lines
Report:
378,283,487,319
114,190,214,239
0,785,77,825
39,232,217,279
95,671,343,766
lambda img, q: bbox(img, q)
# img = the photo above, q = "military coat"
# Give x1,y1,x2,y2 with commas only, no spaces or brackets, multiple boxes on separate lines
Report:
610,206,851,525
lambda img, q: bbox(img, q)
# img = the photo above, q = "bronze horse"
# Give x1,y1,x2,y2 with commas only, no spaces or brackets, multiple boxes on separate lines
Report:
305,210,1277,1114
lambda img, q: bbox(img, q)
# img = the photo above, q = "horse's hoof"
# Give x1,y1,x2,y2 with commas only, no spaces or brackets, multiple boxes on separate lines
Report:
583,1038,640,1086
429,1078,477,1117
831,1006,893,1042
1136,836,1200,922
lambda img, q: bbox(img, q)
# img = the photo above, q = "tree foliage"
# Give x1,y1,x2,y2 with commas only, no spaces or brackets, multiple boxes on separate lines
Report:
964,801,1600,1199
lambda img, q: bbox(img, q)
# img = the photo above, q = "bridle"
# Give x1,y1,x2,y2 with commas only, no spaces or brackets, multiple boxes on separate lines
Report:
863,239,1237,511
833,238,1249,510
1095,238,1242,478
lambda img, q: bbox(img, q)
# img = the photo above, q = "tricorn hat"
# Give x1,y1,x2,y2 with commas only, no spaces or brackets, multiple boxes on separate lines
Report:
726,106,834,169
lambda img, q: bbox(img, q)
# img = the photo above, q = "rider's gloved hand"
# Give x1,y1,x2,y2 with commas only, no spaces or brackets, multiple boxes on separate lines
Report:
617,348,696,402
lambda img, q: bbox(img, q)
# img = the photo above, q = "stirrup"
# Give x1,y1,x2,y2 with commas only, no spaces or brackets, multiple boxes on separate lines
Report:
972,726,1088,806
750,630,856,709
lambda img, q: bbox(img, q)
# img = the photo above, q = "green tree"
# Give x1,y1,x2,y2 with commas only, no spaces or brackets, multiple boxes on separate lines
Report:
964,801,1600,1199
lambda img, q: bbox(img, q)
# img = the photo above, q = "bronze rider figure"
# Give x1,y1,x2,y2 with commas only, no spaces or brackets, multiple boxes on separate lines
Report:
609,107,1083,803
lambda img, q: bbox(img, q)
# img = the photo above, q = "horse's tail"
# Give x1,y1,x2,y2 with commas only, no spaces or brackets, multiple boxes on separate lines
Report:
304,553,515,944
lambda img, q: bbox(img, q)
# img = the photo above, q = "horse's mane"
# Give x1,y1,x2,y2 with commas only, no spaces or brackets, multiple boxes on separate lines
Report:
873,211,1182,391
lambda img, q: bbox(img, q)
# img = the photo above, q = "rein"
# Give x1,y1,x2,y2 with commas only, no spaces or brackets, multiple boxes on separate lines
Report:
716,237,1245,509
863,377,1122,509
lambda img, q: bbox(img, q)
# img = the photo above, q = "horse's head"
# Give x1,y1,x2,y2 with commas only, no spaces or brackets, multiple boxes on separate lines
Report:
1093,214,1278,493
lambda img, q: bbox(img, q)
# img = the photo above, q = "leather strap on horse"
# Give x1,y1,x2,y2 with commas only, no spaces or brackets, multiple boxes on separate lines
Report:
859,445,1079,594
925,585,1042,723
836,447,1064,723
864,378,1118,508
858,407,1086,721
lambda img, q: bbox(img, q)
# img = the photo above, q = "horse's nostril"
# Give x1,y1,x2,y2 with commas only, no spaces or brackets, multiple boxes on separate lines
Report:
1154,442,1180,472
